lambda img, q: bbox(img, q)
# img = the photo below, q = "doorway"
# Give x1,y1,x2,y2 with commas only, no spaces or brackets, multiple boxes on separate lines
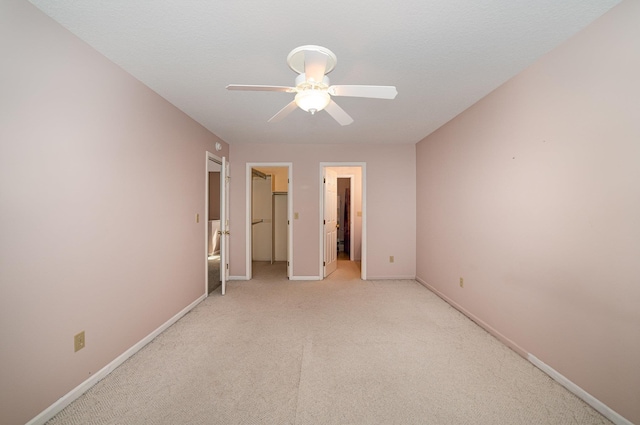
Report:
206,153,229,295
246,163,292,280
320,163,366,280
206,157,221,294
337,176,353,261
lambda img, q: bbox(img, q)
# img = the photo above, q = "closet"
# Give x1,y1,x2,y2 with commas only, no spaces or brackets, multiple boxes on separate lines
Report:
251,168,288,263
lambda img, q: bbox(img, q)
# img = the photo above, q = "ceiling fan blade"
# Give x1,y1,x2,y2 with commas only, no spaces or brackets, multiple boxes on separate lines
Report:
268,100,298,123
304,50,328,84
226,85,295,92
328,85,398,99
324,100,354,126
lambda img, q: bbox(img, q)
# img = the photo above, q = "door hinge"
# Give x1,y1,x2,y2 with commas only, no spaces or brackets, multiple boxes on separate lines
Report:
226,264,229,270
323,177,326,183
323,219,326,225
287,261,290,266
323,261,326,266
287,220,290,225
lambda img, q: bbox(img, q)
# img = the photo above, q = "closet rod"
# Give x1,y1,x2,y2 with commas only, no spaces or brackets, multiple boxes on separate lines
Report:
252,169,268,179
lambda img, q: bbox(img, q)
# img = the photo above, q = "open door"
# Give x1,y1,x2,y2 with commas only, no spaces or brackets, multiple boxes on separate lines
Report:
221,157,229,295
323,168,338,277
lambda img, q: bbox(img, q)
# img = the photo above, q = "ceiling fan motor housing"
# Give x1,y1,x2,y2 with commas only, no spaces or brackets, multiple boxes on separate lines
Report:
295,74,330,90
294,74,332,114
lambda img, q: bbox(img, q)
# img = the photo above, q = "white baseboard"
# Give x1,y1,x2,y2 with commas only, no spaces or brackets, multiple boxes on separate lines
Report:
528,354,632,425
415,276,633,425
229,275,321,281
289,275,322,281
367,275,416,280
415,276,527,356
27,294,206,425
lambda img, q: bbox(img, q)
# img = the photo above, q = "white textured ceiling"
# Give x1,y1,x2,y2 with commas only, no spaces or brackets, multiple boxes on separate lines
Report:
29,0,621,145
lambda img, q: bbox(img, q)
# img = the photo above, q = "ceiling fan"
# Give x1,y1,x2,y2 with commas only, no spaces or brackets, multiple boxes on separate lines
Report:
226,45,398,126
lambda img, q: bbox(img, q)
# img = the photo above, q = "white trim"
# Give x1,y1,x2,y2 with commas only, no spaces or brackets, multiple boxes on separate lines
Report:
367,275,416,280
246,163,293,280
26,295,206,425
336,173,355,261
289,275,322,281
361,164,367,280
416,276,527,357
221,156,229,294
228,275,249,281
319,163,366,280
319,167,324,278
416,276,633,425
205,153,210,296
205,152,223,296
245,165,252,280
527,355,632,425
288,165,293,278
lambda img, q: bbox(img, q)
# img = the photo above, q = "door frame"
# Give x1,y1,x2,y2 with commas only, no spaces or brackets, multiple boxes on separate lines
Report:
245,162,293,280
322,168,338,278
319,162,366,280
205,152,224,295
336,174,355,261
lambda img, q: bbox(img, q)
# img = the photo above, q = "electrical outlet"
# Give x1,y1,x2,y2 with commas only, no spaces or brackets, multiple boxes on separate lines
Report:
74,331,85,352
389,256,394,263
294,212,299,219
459,277,464,288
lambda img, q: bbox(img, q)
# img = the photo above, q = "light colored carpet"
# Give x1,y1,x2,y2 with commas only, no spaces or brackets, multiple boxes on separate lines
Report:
47,261,611,424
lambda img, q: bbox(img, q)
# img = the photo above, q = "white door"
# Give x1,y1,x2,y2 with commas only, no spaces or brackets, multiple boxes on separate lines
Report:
221,157,229,295
324,168,338,277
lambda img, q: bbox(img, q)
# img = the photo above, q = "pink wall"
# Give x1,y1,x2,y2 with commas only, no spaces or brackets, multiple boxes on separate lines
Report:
415,1,640,423
0,2,228,424
229,144,416,279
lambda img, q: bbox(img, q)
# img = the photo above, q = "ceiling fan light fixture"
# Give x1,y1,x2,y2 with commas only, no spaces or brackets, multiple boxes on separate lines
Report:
295,89,331,114
227,45,397,124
